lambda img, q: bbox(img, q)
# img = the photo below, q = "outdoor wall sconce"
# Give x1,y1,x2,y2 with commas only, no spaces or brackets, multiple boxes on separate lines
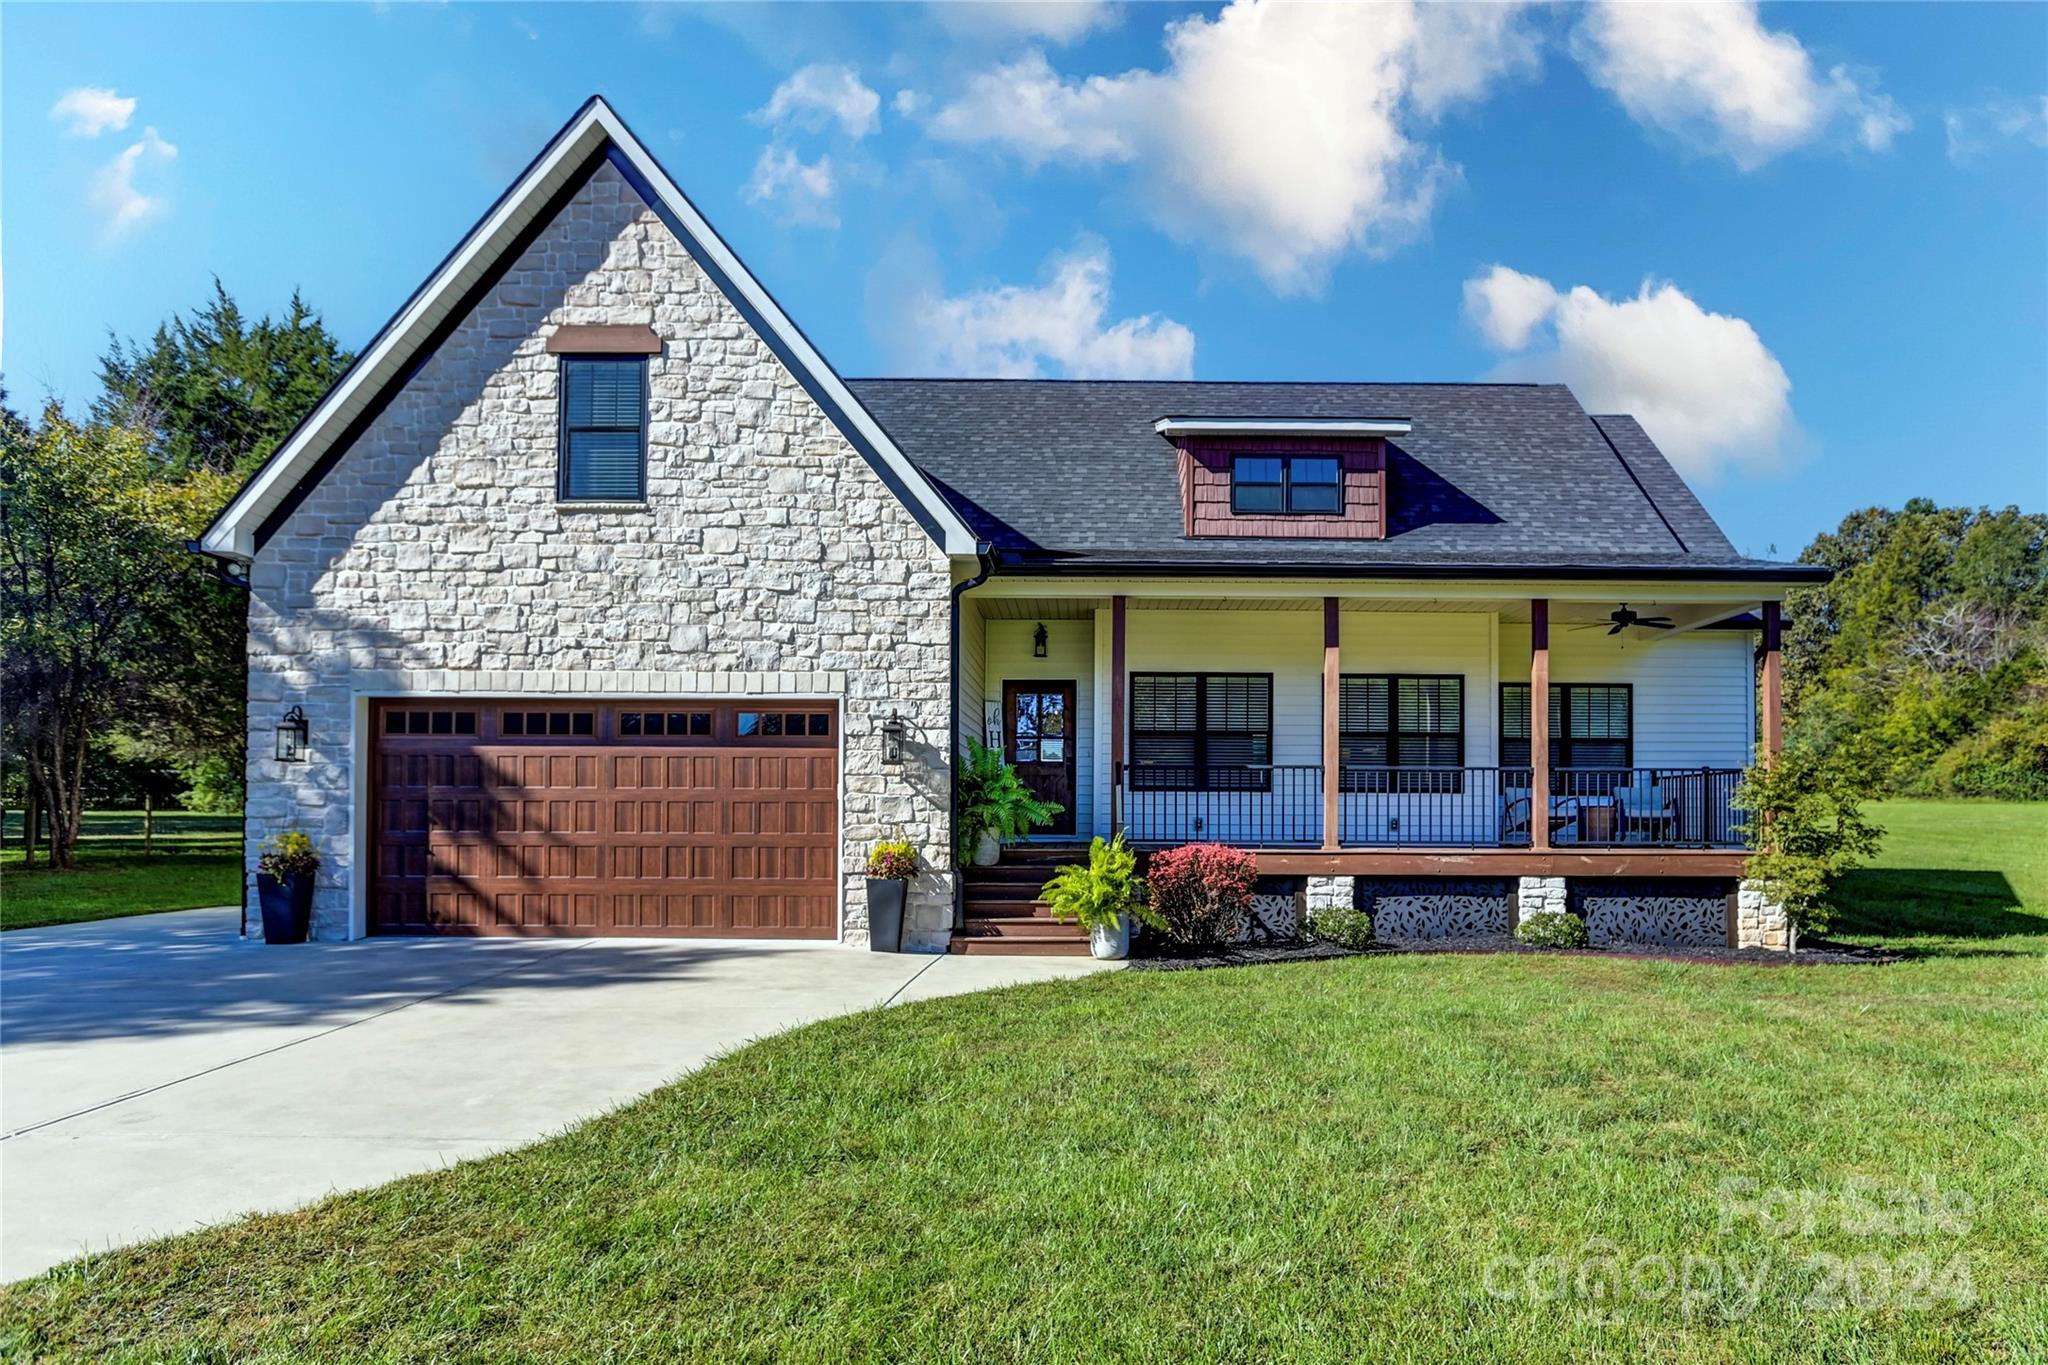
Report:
881,710,905,765
1033,622,1049,658
275,705,309,763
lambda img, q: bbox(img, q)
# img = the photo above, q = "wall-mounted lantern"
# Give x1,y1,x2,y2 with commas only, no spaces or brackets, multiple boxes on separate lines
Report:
881,710,905,765
275,705,309,763
1033,622,1049,658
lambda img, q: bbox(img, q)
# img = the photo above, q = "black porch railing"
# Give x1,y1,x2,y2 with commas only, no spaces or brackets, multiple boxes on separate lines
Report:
1115,763,1323,846
1546,767,1745,848
1113,764,1747,849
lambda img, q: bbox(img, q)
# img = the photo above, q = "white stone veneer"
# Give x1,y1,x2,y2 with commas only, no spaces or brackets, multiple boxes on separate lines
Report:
243,163,956,948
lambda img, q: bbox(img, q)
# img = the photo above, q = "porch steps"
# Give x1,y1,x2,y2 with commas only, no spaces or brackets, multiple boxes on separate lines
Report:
951,845,1094,956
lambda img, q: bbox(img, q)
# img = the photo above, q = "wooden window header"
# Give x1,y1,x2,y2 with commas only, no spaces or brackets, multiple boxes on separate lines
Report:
546,324,662,355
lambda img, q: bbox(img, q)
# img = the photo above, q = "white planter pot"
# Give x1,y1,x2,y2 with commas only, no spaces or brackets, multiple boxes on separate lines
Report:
1090,917,1131,961
972,832,1002,867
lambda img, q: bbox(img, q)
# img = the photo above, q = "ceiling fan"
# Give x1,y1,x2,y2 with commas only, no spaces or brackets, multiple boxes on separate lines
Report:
1571,603,1676,635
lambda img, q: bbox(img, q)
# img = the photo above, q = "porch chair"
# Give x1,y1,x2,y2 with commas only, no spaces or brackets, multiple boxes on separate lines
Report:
1616,781,1677,843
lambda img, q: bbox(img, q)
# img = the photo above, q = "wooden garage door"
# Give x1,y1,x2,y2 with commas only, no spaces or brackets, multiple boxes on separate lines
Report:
370,700,838,937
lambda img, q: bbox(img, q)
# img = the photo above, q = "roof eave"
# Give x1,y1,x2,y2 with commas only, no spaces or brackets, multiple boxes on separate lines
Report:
986,553,1832,586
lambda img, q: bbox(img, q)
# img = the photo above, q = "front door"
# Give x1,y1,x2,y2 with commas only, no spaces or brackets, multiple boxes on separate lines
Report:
1003,681,1077,836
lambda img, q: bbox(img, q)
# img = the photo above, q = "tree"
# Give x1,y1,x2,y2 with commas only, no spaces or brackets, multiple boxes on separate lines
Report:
1734,747,1884,951
0,401,230,867
1784,501,2048,794
97,280,351,481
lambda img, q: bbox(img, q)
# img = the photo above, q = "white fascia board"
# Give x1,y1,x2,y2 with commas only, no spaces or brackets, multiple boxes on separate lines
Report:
202,98,977,560
1153,417,1414,440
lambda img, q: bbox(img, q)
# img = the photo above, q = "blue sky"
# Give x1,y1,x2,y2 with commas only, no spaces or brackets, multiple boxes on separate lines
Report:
5,1,2044,558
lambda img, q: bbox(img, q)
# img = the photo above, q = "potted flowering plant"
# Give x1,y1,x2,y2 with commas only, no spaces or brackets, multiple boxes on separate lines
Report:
865,840,917,952
256,830,320,944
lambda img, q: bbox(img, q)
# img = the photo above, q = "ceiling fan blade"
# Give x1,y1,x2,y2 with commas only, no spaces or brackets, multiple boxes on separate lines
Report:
1608,622,1625,635
1641,619,1675,629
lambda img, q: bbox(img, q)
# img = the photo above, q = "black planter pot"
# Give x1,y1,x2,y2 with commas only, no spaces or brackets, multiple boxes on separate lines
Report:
257,873,314,944
865,878,907,952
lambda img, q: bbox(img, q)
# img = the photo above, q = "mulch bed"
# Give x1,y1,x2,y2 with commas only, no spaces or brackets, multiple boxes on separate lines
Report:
1130,934,1900,971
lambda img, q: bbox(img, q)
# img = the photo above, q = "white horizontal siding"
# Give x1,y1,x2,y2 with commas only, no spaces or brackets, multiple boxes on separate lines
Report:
1340,612,1498,844
1122,608,1323,844
959,600,986,759
986,618,1095,836
1500,627,1755,769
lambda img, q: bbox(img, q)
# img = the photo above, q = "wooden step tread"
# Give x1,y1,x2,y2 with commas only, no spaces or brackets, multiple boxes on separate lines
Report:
948,938,1093,956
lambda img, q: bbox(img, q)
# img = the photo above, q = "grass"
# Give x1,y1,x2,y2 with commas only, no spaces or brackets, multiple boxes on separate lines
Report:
0,810,241,931
2,801,2045,1362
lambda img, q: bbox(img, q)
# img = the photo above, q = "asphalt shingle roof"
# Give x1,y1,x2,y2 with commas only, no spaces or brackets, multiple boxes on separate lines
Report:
847,379,1807,577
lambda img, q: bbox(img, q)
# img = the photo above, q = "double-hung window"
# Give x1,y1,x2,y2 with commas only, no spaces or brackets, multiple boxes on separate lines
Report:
1230,454,1341,514
1128,673,1272,791
1340,675,1465,792
1500,683,1633,772
559,356,647,501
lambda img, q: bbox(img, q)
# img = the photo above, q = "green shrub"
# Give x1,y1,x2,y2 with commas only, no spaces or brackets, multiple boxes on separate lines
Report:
1514,912,1589,949
1734,746,1884,944
954,740,1062,863
1922,701,2048,800
1305,906,1375,951
1039,834,1160,935
180,754,244,814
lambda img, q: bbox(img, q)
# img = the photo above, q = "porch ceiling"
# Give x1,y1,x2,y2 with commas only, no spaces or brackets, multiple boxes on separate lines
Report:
969,589,1760,637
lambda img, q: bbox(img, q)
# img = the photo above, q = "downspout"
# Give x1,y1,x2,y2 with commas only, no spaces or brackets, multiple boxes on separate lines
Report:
949,541,996,932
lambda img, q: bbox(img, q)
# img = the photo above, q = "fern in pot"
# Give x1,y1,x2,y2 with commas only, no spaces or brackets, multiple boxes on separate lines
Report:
1040,834,1160,961
956,739,1062,866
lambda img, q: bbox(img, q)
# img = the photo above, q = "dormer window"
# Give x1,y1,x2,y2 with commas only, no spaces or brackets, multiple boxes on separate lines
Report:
1157,417,1410,541
1231,454,1341,515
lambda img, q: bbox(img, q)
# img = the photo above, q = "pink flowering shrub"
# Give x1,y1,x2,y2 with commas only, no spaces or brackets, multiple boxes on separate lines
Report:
1146,842,1258,947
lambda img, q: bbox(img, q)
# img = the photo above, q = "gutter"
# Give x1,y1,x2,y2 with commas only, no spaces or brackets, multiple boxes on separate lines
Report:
988,554,1832,585
187,541,252,590
948,541,996,934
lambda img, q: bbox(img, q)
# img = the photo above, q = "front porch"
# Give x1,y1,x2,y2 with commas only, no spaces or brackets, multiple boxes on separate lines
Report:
962,581,1784,879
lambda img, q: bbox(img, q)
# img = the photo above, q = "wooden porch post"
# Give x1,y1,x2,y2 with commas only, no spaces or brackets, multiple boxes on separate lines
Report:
1110,595,1127,834
1322,597,1341,850
1761,600,1784,764
1530,599,1551,851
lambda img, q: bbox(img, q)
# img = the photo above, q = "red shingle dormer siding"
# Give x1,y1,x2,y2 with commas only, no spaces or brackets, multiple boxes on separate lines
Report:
1177,436,1386,539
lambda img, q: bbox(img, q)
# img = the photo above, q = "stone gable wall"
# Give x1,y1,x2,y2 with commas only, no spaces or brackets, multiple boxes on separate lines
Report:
243,162,956,947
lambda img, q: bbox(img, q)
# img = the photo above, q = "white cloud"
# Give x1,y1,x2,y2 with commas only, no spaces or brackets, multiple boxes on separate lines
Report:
1573,1,1906,170
1463,265,1795,481
90,127,178,240
1462,264,1559,352
743,145,838,227
49,86,136,137
927,0,1541,294
931,1,1116,45
755,63,881,139
892,88,926,118
899,239,1193,379
1945,94,2048,164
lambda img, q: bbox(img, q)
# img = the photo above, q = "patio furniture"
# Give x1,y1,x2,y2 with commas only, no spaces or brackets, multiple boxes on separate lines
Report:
1617,782,1678,843
1502,794,1581,845
1576,800,1620,843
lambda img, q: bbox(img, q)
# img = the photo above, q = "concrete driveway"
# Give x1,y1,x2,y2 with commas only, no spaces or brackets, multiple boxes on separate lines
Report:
0,907,1111,1280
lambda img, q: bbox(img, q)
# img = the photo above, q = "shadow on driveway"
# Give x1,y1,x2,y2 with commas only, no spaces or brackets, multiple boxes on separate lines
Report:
0,908,818,1046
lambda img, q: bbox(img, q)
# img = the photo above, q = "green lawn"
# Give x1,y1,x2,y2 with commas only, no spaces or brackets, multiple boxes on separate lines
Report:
3,801,2044,1362
0,810,242,931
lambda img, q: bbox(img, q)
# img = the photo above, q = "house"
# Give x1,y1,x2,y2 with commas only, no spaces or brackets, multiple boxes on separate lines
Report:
198,98,1825,956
